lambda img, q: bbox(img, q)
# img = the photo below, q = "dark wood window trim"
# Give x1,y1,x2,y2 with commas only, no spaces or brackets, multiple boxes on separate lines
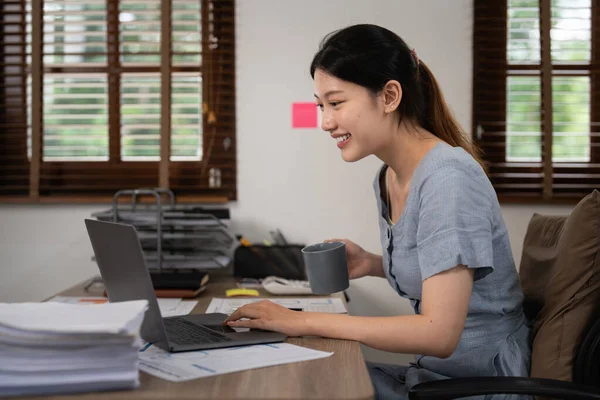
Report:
473,0,599,203
0,0,236,203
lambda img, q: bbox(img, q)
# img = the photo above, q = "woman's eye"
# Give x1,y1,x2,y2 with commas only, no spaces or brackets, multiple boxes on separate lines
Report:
315,102,341,110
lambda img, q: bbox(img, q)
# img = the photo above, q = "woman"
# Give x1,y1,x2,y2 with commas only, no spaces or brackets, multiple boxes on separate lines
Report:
224,24,531,400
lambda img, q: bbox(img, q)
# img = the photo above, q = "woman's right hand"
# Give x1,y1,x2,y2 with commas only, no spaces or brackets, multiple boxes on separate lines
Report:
324,238,377,279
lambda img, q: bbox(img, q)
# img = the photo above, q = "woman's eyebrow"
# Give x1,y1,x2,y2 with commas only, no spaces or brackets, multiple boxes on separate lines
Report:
314,90,344,100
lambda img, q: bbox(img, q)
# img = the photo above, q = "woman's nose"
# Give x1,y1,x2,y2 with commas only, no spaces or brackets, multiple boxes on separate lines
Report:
321,110,336,132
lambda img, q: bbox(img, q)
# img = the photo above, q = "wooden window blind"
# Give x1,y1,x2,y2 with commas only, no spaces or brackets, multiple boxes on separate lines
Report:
0,0,236,202
473,0,599,202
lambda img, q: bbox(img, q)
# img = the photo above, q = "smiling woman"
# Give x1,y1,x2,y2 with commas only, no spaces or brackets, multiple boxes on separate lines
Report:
224,24,532,400
310,24,485,170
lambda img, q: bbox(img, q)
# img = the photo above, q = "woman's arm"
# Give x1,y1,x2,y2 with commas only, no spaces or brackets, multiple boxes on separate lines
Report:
366,251,385,278
225,265,474,359
306,265,473,358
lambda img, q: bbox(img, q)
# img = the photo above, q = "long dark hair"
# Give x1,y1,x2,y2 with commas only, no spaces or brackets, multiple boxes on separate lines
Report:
310,24,486,172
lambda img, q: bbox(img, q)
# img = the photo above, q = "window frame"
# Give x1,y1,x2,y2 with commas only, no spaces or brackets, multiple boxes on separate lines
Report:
473,0,600,202
0,0,236,203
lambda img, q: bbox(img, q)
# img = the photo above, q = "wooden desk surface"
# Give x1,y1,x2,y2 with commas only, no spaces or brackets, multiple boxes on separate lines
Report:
29,275,374,400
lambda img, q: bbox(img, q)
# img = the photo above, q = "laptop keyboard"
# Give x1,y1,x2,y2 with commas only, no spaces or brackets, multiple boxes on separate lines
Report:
164,318,233,345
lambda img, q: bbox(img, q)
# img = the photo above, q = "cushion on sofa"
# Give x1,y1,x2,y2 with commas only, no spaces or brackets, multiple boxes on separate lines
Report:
526,190,600,381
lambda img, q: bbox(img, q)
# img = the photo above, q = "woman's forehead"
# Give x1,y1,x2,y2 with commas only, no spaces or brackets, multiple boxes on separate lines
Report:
314,70,360,98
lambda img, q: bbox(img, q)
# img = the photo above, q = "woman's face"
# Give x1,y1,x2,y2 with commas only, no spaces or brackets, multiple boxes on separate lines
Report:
314,69,394,162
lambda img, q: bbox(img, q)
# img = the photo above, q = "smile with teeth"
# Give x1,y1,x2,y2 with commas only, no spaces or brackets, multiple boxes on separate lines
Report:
335,134,351,149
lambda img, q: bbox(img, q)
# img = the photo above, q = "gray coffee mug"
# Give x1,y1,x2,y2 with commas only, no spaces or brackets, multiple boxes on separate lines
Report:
301,242,349,295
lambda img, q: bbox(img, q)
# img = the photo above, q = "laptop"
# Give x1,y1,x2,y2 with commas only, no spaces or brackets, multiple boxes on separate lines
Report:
84,218,287,352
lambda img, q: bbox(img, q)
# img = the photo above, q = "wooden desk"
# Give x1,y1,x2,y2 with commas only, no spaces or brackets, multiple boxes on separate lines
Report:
32,275,374,400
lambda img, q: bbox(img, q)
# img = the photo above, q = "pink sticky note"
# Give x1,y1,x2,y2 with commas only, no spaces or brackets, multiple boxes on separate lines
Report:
292,102,318,128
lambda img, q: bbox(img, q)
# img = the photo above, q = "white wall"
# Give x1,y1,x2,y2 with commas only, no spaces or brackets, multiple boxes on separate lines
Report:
0,0,576,365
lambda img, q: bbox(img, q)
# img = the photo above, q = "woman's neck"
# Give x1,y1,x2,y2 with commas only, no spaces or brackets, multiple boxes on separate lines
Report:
377,124,442,187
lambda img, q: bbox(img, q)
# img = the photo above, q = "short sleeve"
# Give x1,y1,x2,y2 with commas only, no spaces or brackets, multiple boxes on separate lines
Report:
416,166,494,282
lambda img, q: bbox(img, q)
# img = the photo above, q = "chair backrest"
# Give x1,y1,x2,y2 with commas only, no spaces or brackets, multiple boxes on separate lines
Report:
519,189,600,386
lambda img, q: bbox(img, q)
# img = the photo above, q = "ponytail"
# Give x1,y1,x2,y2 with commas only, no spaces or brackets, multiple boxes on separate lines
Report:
417,62,487,174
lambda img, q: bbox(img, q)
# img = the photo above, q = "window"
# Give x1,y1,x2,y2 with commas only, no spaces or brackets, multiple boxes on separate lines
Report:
473,0,599,201
0,0,236,202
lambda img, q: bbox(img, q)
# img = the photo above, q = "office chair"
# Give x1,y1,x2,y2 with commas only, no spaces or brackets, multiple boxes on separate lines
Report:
409,190,600,400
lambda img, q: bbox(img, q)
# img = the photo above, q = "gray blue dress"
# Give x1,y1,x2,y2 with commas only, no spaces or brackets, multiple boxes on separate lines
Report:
368,142,531,400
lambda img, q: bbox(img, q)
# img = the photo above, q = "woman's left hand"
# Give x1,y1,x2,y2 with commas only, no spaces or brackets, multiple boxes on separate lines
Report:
222,300,309,337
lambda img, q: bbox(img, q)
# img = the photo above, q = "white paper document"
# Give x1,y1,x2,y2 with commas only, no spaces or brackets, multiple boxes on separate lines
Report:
160,300,198,317
0,300,148,335
48,296,197,318
138,343,333,382
206,297,347,315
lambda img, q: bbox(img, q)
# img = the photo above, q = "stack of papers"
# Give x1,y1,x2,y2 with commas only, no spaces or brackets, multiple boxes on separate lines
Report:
0,300,148,397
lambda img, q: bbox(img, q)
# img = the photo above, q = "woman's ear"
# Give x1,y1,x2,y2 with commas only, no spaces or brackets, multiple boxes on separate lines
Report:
381,80,402,113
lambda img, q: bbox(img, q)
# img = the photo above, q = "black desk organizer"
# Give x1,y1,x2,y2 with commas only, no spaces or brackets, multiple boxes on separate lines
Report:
233,244,307,280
